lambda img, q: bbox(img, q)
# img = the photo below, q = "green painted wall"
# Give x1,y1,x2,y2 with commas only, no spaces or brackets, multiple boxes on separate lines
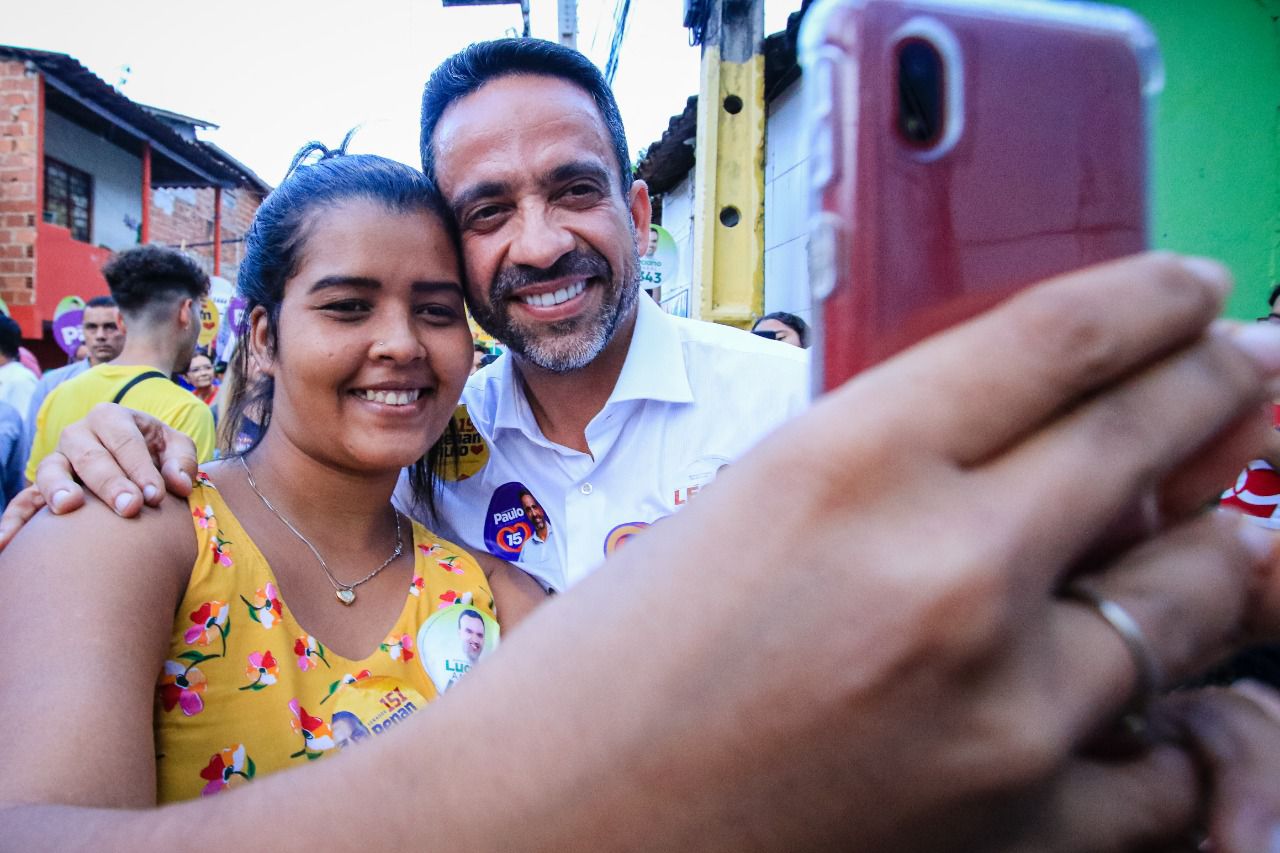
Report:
1108,0,1280,319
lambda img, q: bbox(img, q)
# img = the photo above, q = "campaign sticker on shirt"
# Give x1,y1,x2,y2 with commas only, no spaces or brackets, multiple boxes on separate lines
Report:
483,481,553,560
670,455,732,508
328,675,429,749
602,521,652,558
417,603,500,695
440,405,489,481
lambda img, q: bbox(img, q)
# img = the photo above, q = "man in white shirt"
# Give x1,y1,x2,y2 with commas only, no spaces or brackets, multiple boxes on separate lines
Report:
0,40,809,591
400,39,809,591
0,316,37,423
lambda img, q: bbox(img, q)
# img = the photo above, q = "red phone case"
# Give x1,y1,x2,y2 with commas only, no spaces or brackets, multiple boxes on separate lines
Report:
801,0,1162,391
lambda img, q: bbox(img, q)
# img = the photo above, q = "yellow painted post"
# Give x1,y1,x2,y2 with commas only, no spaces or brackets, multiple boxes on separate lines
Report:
689,0,765,328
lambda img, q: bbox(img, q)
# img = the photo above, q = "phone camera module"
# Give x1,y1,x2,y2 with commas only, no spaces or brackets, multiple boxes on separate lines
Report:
897,39,944,147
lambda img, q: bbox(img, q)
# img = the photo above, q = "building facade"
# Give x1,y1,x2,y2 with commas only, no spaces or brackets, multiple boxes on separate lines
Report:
0,46,267,366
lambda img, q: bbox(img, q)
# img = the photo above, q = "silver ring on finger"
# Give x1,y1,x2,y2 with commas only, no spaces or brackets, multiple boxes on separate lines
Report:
1061,583,1163,722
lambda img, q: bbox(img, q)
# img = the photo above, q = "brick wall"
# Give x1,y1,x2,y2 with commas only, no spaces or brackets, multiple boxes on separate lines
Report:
0,60,39,312
151,185,263,286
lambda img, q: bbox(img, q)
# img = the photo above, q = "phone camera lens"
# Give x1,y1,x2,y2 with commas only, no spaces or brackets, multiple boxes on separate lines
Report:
897,39,944,147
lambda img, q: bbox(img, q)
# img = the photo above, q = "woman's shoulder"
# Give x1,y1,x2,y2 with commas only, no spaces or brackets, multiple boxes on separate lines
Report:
10,483,199,574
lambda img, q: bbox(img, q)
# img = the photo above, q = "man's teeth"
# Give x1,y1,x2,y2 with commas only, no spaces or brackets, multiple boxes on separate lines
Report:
520,280,586,308
355,389,421,406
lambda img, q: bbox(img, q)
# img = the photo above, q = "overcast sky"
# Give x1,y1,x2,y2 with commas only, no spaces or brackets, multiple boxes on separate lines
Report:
6,0,803,185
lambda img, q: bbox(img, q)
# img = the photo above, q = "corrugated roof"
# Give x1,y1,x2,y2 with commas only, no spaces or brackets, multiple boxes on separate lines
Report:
0,44,243,189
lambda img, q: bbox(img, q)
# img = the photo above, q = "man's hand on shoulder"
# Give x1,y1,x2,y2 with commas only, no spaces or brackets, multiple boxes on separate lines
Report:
0,403,198,553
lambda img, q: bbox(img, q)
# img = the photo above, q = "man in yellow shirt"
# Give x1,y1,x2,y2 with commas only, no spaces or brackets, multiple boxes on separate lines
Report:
27,246,215,481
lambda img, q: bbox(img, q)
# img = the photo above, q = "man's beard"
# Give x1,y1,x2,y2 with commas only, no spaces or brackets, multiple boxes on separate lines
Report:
469,247,640,374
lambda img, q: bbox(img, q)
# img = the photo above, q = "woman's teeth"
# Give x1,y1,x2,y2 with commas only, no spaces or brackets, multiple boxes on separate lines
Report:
520,280,586,308
354,389,420,406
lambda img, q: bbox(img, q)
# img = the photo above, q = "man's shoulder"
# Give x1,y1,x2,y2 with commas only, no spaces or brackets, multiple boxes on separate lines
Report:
667,312,808,366
0,361,37,386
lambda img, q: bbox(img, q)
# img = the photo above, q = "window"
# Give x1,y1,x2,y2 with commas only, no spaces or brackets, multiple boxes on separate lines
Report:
43,158,92,243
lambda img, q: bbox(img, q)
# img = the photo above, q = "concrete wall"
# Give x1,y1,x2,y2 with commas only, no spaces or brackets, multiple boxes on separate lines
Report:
43,110,142,252
657,171,697,315
763,82,810,324
1108,0,1280,319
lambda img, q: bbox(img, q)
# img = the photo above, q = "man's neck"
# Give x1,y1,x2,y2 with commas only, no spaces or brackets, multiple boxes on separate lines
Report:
514,305,639,454
111,338,181,374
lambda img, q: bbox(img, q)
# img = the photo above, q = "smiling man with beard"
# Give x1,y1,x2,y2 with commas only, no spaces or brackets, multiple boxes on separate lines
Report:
404,39,809,592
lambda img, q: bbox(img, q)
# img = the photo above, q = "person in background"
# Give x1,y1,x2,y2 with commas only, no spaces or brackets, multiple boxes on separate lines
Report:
0,316,37,419
751,311,810,348
25,246,215,481
185,351,219,407
471,341,489,375
24,295,127,452
0,401,25,509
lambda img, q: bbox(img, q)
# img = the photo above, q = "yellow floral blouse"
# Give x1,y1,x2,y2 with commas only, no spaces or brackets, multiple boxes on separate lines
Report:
155,473,498,802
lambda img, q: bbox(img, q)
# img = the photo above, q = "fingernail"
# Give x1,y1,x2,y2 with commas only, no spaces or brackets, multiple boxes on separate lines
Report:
179,472,192,489
1181,255,1232,292
1230,322,1280,373
143,484,160,502
113,493,135,515
50,489,70,513
1233,513,1278,563
1231,679,1280,723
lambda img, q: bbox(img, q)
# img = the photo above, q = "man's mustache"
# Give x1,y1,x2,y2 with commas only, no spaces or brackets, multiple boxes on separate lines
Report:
490,250,611,300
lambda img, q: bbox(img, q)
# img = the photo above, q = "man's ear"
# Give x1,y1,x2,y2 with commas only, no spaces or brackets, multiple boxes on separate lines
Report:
628,179,653,255
178,298,194,329
248,305,274,377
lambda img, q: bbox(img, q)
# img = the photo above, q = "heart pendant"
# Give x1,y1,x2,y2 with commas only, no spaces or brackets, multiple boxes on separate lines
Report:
336,588,356,606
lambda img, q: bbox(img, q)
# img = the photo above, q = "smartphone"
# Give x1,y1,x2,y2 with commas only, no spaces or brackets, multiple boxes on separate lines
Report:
800,0,1162,391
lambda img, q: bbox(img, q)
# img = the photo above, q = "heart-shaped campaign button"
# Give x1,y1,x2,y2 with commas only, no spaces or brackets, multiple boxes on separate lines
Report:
494,522,532,555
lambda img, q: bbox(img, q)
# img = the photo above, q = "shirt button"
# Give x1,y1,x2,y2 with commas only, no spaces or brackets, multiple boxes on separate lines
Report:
580,482,593,495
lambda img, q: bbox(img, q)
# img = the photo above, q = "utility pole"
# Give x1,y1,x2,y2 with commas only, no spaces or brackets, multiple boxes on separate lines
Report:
685,0,766,327
558,0,578,48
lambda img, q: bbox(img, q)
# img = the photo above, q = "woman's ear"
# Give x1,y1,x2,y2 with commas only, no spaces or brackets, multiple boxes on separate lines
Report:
248,305,274,377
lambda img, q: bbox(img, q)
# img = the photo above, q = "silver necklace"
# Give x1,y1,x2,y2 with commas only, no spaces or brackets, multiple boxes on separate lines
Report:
239,455,403,606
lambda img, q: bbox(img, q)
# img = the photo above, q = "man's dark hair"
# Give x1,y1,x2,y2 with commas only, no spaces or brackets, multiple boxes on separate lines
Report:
101,245,209,320
420,39,632,195
85,295,117,309
458,608,485,630
0,315,22,360
753,311,811,348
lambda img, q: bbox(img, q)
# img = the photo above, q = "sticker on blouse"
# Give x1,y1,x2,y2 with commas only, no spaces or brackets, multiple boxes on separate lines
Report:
328,676,429,749
417,603,500,695
602,521,652,558
439,405,489,481
483,481,555,567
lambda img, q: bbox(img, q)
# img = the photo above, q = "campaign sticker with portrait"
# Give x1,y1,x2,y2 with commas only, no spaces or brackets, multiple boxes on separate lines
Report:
416,604,500,695
483,481,555,567
328,675,429,750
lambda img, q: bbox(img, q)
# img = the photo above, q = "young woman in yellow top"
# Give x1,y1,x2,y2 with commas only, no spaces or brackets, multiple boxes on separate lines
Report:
0,144,541,804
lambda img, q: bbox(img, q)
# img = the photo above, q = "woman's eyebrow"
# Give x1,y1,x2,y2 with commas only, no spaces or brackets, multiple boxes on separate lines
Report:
309,275,380,293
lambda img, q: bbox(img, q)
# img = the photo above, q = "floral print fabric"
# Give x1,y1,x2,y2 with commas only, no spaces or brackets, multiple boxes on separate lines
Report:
154,473,496,802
